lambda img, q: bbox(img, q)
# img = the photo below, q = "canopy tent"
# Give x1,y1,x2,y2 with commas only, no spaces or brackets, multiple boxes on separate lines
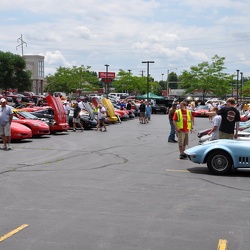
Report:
135,92,165,100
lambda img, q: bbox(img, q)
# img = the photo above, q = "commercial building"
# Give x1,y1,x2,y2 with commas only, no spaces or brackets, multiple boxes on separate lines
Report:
23,55,45,94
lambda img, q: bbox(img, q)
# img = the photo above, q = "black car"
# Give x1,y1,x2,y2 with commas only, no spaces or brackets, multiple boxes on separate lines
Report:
68,102,97,130
152,99,176,114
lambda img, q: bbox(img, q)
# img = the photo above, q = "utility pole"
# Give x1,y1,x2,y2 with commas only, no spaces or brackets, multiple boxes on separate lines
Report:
140,70,145,77
142,61,155,100
16,34,27,56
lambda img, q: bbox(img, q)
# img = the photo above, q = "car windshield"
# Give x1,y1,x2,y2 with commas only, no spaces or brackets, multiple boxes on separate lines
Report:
18,111,39,119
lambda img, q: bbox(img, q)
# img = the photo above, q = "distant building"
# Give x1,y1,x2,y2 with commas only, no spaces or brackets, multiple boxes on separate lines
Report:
23,55,45,94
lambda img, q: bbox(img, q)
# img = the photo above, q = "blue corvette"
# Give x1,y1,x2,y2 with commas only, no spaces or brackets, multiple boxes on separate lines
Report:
185,139,250,175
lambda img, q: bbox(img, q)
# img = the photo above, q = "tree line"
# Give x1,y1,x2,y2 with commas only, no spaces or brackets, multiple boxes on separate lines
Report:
1,51,250,99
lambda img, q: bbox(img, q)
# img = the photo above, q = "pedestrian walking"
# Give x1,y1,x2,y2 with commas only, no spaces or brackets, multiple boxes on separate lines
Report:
0,98,14,150
173,101,193,159
96,104,107,132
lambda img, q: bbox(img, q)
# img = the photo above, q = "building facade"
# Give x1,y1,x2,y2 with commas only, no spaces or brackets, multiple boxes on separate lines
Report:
23,55,45,94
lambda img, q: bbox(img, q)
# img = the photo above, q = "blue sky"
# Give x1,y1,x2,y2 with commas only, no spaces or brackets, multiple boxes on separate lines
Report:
0,0,250,81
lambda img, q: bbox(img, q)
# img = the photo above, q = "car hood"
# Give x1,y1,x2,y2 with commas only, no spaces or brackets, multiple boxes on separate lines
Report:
46,95,66,124
102,98,117,117
83,102,95,120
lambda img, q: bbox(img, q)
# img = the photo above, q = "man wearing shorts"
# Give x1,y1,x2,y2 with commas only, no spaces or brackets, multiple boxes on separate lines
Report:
0,98,13,150
72,102,83,132
173,101,193,159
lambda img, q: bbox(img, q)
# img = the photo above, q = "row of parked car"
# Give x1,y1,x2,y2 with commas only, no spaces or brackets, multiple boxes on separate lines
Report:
5,95,139,141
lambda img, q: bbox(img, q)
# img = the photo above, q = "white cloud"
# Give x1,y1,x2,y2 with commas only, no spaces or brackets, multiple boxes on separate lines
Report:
1,0,250,80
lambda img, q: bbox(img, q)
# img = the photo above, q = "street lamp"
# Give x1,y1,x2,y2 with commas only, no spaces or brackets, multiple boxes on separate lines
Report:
127,69,131,94
142,61,155,100
105,64,109,98
166,68,177,98
240,72,243,101
236,69,240,103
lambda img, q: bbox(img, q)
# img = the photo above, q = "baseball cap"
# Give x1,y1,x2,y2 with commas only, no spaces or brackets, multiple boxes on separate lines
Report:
0,98,6,103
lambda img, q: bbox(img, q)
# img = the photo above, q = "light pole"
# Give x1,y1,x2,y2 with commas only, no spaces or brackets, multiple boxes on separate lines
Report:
105,64,109,98
166,68,177,98
128,69,131,93
240,72,243,101
236,69,240,103
142,61,155,100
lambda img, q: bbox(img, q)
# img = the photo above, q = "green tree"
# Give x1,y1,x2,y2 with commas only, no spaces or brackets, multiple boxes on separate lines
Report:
180,55,232,100
112,69,158,95
242,79,250,97
45,65,99,95
0,51,32,91
168,72,178,89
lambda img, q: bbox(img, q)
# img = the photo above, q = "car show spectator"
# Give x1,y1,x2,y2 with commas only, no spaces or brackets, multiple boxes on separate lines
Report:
173,101,194,159
139,100,146,124
0,98,14,150
96,104,107,132
145,101,152,123
217,97,240,139
168,103,178,143
207,106,221,140
72,102,84,132
63,100,71,124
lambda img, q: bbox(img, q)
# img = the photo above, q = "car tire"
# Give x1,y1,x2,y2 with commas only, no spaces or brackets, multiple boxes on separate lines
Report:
207,150,233,175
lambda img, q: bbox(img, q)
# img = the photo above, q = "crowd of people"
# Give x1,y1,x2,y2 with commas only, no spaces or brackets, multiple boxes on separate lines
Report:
1,92,247,156
167,97,245,159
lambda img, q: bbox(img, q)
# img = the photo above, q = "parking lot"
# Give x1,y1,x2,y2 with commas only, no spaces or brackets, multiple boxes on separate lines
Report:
0,115,250,249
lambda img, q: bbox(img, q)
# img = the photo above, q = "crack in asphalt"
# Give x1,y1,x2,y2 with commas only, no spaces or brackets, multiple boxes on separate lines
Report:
0,147,129,174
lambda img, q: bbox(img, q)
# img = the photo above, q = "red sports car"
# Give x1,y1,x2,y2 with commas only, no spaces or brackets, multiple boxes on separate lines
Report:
192,105,210,117
12,114,50,137
10,122,32,141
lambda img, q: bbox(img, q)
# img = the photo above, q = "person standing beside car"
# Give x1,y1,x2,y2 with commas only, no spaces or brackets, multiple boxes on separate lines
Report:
207,106,221,140
217,97,240,139
63,100,71,124
0,98,13,150
72,102,83,132
173,101,193,159
168,103,178,143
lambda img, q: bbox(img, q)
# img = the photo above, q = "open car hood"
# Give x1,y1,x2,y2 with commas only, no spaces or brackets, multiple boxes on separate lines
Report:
83,102,95,120
46,95,66,124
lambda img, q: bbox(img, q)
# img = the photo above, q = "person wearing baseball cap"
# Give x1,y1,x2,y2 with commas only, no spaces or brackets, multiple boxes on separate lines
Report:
0,98,14,150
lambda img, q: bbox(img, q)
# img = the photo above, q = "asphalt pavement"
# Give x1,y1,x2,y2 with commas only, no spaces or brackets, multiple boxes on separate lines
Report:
0,115,250,250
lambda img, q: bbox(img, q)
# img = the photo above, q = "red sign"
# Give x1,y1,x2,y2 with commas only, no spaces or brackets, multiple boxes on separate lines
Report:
98,72,116,79
102,78,112,83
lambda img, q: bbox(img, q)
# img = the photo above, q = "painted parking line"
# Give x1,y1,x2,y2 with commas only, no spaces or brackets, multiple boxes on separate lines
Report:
217,239,228,250
0,224,29,243
166,169,189,173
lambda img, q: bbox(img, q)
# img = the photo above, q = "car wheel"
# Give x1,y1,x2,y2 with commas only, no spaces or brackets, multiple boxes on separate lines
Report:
207,150,233,175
